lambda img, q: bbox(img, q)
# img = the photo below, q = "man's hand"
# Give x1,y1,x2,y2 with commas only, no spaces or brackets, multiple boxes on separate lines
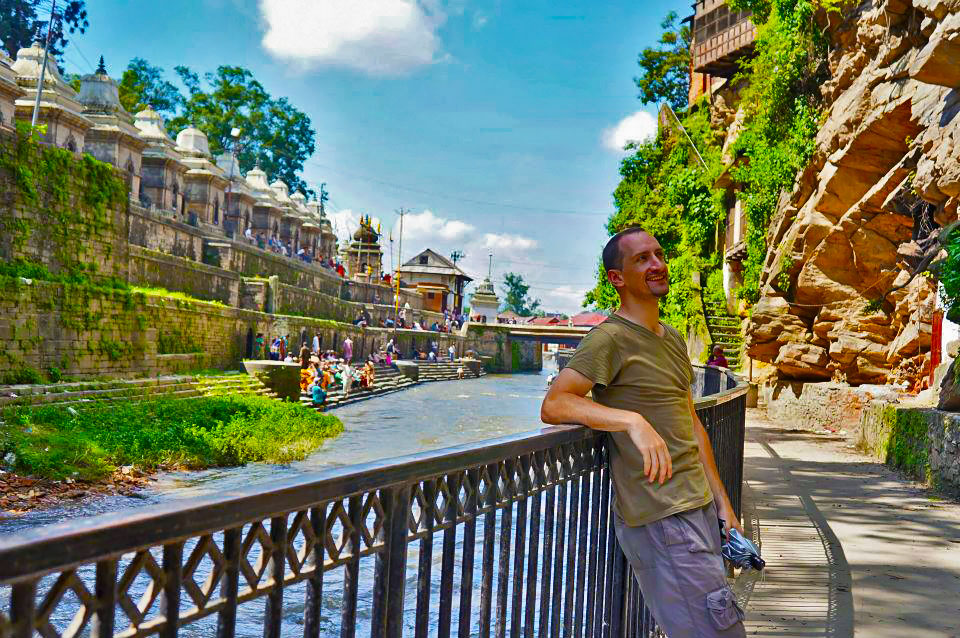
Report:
716,497,743,536
626,417,672,485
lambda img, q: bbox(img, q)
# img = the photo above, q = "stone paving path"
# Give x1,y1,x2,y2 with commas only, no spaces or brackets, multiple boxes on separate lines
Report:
742,408,960,637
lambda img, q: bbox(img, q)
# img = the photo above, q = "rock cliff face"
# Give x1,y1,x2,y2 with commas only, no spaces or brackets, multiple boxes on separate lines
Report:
746,0,960,385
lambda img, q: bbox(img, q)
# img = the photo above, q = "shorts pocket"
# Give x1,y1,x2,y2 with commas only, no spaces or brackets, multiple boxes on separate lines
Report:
705,586,744,630
660,510,714,553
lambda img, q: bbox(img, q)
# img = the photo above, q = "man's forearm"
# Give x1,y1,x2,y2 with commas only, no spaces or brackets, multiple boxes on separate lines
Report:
541,391,637,433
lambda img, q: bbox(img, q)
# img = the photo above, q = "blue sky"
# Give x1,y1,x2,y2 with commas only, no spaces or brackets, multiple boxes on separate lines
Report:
67,0,681,313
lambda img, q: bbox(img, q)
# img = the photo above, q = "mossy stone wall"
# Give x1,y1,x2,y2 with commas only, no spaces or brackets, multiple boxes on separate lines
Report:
0,128,129,282
859,401,960,497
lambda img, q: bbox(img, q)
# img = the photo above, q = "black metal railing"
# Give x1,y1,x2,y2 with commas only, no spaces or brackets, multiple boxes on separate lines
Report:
0,369,746,638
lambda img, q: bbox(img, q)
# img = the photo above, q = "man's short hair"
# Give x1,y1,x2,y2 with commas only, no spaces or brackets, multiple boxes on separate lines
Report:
602,226,650,272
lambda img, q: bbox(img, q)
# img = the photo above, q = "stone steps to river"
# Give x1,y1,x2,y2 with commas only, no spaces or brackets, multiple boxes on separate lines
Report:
0,373,275,411
301,360,485,411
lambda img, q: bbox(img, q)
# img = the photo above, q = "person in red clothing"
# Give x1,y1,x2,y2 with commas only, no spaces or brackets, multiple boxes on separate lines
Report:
706,345,729,368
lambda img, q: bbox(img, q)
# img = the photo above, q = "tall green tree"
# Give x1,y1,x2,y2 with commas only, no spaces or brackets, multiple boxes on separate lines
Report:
168,65,317,196
0,0,88,59
501,272,541,317
634,11,691,112
117,58,183,119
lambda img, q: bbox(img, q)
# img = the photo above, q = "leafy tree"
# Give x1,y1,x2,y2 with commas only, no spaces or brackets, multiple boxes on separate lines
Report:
501,272,541,317
117,58,183,119
0,0,88,59
168,65,317,196
634,11,691,112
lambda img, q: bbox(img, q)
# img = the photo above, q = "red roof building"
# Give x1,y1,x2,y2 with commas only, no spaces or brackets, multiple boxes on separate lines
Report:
570,311,608,327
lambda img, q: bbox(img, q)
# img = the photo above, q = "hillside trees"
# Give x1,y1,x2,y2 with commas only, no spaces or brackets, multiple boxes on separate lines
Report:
1,0,88,59
117,60,317,196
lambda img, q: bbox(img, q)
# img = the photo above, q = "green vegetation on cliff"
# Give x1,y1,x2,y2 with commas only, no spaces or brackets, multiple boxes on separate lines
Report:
1,395,343,481
728,0,826,302
587,0,828,321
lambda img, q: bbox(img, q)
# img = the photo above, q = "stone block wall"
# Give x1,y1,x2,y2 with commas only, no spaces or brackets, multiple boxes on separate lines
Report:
0,277,478,379
128,206,205,262
128,245,241,306
762,380,902,432
859,401,960,498
467,324,543,373
274,282,444,328
0,128,129,281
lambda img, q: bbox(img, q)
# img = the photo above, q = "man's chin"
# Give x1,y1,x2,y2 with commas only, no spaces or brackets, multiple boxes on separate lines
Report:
649,283,669,298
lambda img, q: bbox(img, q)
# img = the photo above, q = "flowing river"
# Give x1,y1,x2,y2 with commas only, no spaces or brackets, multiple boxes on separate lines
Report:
1,367,563,638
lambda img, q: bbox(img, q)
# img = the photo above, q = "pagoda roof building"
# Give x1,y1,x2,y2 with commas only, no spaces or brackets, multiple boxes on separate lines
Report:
11,41,92,154
0,51,25,132
134,106,188,213
77,57,147,198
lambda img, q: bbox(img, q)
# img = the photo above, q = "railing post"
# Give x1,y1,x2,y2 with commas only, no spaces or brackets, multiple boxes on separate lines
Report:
91,559,117,638
264,515,288,638
341,495,362,638
607,543,627,638
304,505,328,638
372,485,411,638
216,527,241,638
160,542,183,638
10,580,36,638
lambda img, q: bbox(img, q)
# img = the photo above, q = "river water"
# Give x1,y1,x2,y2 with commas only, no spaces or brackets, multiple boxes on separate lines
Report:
2,366,565,638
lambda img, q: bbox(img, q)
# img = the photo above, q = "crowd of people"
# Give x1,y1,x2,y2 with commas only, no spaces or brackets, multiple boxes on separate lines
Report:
253,332,464,408
242,226,348,274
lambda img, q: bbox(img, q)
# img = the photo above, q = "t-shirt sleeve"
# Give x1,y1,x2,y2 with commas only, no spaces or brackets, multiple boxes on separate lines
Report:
564,327,621,388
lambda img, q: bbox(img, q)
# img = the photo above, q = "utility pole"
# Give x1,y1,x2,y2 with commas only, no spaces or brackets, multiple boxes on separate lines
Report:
450,250,465,313
225,127,242,237
31,0,58,129
394,207,407,333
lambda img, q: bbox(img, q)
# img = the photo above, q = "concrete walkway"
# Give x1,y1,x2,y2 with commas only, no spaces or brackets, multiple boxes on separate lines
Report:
742,408,960,637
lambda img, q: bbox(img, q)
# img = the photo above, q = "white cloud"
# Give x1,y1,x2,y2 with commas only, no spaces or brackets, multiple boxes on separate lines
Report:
401,209,475,241
602,110,657,152
473,12,489,29
480,233,537,252
258,0,443,75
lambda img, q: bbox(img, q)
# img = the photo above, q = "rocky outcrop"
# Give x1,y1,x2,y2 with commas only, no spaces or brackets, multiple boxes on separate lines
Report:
746,0,959,385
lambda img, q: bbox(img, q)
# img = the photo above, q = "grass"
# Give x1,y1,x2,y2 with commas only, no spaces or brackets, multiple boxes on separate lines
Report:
0,395,343,480
131,286,227,307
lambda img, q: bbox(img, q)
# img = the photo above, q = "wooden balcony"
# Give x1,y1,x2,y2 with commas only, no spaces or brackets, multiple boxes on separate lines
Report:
692,0,756,77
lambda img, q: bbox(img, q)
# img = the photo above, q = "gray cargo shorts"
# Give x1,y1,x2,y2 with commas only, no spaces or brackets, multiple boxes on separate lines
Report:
614,500,745,638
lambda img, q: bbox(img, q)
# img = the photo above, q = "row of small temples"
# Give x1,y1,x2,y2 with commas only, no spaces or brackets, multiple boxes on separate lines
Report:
0,42,338,264
0,41,487,319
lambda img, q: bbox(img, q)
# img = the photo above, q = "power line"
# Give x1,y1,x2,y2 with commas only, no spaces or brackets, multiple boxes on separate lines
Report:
305,160,611,217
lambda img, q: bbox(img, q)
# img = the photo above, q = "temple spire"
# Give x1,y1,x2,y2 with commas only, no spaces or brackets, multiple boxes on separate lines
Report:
96,55,106,75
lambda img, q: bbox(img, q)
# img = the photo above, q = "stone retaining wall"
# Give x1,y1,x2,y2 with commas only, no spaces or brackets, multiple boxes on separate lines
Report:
274,282,444,328
859,401,960,497
0,278,473,380
762,380,902,432
466,324,543,373
128,245,242,306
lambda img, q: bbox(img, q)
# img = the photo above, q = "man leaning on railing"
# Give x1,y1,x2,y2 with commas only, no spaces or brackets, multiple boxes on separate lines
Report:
541,227,746,638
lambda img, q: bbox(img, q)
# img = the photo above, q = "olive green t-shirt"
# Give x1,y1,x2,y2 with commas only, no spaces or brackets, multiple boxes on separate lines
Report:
564,314,712,526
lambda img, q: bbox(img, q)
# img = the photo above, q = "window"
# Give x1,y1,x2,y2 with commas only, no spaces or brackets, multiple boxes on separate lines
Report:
427,292,435,299
419,255,429,265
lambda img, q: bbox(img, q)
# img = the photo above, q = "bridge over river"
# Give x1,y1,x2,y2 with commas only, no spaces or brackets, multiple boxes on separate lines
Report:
0,366,746,638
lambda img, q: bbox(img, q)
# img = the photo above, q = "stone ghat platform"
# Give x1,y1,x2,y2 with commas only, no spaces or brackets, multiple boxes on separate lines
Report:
302,360,486,410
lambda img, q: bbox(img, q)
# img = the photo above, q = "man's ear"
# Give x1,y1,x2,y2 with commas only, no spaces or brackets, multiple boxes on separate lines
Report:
606,269,624,287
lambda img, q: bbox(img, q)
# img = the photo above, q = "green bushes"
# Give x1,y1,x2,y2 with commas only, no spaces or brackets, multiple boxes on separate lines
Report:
0,395,343,480
728,0,826,302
